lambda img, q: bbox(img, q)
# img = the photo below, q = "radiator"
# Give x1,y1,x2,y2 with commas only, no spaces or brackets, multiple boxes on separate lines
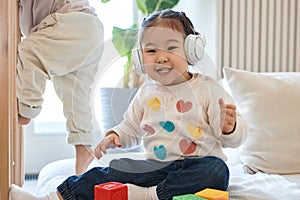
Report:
217,0,300,72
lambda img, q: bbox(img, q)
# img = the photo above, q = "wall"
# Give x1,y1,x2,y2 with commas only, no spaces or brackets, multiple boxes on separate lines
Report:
24,124,75,174
217,0,300,72
175,0,219,79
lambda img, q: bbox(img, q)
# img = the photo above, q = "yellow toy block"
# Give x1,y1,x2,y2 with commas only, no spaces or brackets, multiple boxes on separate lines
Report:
194,188,228,200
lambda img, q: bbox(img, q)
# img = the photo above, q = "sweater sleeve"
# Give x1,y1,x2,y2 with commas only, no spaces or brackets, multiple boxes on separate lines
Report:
206,81,224,140
205,78,248,148
219,91,249,148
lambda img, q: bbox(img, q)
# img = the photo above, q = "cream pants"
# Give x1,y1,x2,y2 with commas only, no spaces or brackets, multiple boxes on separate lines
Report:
17,12,104,145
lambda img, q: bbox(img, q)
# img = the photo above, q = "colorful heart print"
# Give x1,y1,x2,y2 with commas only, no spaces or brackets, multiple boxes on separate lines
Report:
148,97,161,112
176,100,192,113
154,145,167,160
186,124,202,138
179,139,197,155
143,125,155,135
159,121,175,132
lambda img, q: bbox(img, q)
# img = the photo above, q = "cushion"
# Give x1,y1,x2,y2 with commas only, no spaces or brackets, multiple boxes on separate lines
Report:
223,67,300,174
99,87,138,132
99,87,144,152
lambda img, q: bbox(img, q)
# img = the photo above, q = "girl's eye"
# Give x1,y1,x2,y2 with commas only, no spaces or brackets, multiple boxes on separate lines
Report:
167,46,177,51
146,49,156,53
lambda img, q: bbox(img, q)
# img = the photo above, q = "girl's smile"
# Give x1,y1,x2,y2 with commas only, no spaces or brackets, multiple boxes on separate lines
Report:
155,66,172,74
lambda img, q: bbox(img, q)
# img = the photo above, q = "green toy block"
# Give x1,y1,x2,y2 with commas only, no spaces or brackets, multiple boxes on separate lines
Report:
173,194,207,200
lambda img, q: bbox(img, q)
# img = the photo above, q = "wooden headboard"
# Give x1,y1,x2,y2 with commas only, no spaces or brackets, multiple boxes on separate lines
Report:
0,1,23,199
217,0,300,73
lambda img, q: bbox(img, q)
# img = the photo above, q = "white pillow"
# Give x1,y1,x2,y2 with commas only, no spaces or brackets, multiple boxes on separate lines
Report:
223,67,300,174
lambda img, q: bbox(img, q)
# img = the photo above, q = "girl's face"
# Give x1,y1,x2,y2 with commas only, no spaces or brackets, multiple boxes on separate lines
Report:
141,27,189,86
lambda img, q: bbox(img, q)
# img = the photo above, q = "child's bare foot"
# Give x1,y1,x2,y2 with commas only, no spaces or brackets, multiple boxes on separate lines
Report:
75,145,95,175
18,114,31,125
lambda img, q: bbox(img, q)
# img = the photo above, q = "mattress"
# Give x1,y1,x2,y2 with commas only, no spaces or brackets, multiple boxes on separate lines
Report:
36,152,300,199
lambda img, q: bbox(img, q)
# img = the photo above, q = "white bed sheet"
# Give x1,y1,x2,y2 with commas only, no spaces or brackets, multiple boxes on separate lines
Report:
228,164,300,199
36,152,300,199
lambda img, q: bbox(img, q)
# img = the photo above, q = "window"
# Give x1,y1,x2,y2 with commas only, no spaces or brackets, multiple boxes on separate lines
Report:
32,0,134,134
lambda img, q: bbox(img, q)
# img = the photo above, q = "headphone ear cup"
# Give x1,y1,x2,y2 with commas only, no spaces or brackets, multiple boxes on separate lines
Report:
184,34,206,65
132,48,145,75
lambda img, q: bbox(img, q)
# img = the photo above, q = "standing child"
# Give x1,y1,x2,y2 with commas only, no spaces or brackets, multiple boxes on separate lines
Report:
10,9,248,200
17,0,104,175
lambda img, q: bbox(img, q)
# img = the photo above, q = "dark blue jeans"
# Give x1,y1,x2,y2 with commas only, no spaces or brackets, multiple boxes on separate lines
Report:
57,156,229,200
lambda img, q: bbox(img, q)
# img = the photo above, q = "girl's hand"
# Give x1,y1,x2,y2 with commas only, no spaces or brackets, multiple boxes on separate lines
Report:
219,98,237,134
95,132,122,159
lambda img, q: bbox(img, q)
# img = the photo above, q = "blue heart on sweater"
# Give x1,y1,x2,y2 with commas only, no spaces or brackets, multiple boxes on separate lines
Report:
159,121,175,132
154,145,166,160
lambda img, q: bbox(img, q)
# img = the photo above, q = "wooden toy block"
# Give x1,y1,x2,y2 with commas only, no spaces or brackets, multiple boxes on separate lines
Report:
173,194,207,200
94,182,128,200
194,188,228,200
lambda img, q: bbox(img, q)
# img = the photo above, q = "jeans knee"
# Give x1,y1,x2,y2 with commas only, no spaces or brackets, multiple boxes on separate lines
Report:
208,156,228,169
204,156,229,189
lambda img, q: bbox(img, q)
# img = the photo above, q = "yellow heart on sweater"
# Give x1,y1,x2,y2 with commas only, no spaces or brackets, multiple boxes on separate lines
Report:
186,124,202,138
148,97,161,112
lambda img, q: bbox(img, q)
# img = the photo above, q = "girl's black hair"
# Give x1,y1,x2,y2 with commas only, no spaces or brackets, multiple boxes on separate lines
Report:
141,9,199,36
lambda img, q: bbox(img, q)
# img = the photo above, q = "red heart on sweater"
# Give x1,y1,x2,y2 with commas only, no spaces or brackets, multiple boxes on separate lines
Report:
143,125,155,135
179,139,197,155
176,100,192,113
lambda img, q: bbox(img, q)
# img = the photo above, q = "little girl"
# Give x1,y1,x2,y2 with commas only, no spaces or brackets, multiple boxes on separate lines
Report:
11,9,248,200
17,0,104,175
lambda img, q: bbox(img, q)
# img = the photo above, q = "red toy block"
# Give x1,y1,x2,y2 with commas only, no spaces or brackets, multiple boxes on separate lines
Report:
94,182,128,200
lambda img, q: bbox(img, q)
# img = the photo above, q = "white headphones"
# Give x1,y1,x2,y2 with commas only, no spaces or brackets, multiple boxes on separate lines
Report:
132,33,206,75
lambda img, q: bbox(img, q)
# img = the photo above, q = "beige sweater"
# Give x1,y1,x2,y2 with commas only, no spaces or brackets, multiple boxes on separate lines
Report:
19,0,97,37
112,73,248,162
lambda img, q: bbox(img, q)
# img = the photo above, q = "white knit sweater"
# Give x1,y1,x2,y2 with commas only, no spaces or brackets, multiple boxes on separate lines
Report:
111,73,248,162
